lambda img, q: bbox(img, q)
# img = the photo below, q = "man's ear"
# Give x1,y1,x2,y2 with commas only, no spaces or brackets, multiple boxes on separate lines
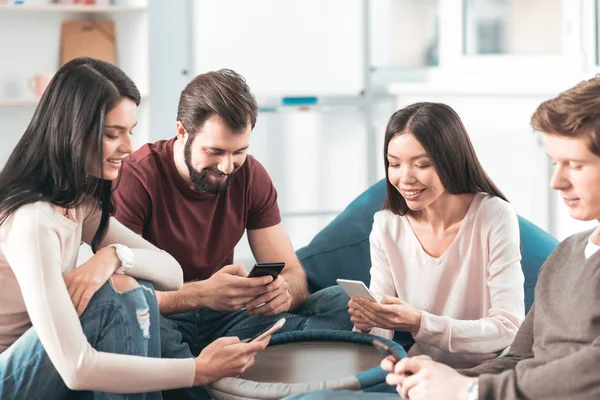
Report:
175,121,187,142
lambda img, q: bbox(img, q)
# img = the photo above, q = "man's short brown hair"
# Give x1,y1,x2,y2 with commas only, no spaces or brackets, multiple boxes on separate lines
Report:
531,75,600,156
177,69,258,137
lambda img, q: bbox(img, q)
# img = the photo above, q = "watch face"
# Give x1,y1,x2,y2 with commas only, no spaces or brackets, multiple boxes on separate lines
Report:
112,244,134,268
120,248,134,268
467,382,479,400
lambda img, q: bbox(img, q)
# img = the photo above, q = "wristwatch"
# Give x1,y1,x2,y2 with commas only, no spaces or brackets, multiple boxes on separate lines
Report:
466,380,479,400
108,244,134,274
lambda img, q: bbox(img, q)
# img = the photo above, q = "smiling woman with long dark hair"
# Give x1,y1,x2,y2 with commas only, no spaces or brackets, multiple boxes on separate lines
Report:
348,102,525,368
0,57,269,400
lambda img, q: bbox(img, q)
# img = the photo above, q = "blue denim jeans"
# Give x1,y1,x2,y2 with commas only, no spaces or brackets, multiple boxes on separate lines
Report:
0,279,162,400
161,285,352,400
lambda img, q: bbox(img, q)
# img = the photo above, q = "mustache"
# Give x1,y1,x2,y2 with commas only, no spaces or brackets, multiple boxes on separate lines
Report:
204,168,231,177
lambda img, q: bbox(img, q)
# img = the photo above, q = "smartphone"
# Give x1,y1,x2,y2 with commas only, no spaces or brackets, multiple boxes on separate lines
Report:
241,317,286,343
372,339,403,362
247,262,285,279
336,279,379,303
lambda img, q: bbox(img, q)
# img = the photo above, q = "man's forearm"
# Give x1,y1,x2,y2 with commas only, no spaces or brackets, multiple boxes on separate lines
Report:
458,354,523,377
283,266,309,310
157,280,206,315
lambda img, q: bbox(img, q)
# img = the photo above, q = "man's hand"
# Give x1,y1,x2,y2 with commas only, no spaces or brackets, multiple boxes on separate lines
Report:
348,297,375,333
193,335,270,386
199,264,273,312
386,356,476,400
64,246,119,316
244,274,292,316
246,223,310,311
350,295,422,333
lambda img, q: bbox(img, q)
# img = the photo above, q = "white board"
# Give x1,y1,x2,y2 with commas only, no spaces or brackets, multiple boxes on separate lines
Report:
192,0,365,96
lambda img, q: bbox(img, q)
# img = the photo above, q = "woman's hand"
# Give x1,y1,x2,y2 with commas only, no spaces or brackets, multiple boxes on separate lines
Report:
193,335,270,386
388,355,475,400
348,297,376,333
64,246,120,316
350,295,422,332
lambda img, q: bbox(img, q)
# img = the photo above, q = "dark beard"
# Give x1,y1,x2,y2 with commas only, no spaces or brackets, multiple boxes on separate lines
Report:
184,138,234,194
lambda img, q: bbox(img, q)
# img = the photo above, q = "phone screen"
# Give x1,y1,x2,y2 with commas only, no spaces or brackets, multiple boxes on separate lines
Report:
336,279,379,303
248,262,285,279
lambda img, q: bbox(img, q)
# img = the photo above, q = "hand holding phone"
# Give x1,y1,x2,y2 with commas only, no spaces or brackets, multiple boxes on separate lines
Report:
198,264,273,313
244,262,286,311
193,335,270,386
241,317,286,343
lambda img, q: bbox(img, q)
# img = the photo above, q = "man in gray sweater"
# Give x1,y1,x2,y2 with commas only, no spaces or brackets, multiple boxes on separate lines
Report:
383,77,600,399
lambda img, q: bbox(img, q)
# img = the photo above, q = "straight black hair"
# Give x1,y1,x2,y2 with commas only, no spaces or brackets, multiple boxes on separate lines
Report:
383,102,507,215
0,57,140,251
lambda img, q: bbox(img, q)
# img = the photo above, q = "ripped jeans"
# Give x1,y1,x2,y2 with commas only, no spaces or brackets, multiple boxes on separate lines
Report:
0,279,162,400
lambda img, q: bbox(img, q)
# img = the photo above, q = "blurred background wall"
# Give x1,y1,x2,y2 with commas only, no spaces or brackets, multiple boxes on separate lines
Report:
1,0,598,266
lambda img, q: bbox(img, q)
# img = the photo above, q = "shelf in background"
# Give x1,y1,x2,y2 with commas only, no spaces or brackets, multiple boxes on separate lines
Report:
0,92,149,107
0,98,38,107
257,94,395,113
0,4,147,13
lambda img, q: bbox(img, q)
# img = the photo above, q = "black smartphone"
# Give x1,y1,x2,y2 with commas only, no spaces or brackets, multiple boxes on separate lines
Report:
372,339,403,362
247,262,285,279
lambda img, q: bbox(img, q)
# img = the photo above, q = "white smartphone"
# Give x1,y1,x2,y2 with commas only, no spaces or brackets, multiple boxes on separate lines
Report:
241,317,286,343
336,279,379,303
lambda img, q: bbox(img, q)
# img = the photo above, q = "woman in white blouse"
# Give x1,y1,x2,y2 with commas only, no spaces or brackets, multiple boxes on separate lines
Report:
0,57,269,399
348,102,525,368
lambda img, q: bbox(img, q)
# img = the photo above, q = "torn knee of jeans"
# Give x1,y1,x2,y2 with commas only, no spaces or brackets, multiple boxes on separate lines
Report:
136,308,151,339
139,285,155,295
109,277,154,295
110,275,139,293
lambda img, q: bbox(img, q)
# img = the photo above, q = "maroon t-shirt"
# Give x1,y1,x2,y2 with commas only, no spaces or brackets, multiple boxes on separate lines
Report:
112,138,281,282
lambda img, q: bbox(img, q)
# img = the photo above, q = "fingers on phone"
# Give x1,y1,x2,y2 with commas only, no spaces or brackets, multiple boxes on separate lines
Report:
218,336,241,346
241,356,255,374
240,336,270,353
247,275,274,286
246,289,279,311
222,264,247,276
266,276,285,291
252,335,271,349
